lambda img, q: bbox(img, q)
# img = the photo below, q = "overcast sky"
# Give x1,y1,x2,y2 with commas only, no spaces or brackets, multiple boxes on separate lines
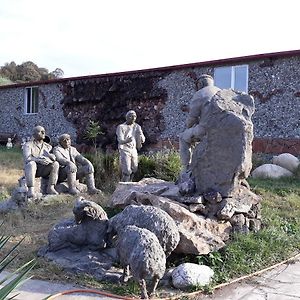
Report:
1,0,299,78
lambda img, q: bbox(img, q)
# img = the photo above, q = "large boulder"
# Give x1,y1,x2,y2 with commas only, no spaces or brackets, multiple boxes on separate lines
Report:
251,164,293,179
272,153,300,173
172,263,214,289
191,90,254,197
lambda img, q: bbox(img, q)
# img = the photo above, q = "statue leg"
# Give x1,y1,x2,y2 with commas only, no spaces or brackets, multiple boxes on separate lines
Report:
179,125,204,172
139,279,148,299
86,173,100,194
130,150,138,181
119,150,131,182
46,161,59,195
179,132,193,172
67,171,79,195
148,275,159,297
24,161,37,198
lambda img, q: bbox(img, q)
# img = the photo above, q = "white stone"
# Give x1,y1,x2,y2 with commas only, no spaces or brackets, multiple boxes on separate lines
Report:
272,153,300,173
251,164,293,179
172,263,214,289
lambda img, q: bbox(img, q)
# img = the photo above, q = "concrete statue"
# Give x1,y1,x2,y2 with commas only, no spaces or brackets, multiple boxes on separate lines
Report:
23,125,59,198
179,74,220,172
116,110,145,182
6,138,13,149
53,133,100,195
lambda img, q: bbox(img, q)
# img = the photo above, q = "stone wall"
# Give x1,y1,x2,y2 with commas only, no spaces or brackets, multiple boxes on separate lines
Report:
0,84,77,143
1,54,300,153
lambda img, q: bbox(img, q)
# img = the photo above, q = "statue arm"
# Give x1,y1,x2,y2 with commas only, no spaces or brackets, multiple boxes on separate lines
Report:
23,143,34,164
116,125,132,145
185,116,198,128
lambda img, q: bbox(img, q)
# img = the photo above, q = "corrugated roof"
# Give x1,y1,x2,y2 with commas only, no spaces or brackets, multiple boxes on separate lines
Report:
1,49,300,90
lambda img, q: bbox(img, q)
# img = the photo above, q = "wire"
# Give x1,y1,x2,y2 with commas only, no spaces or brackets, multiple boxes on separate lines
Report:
46,252,300,300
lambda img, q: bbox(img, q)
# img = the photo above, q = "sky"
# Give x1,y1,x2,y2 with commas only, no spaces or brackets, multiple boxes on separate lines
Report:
1,0,300,78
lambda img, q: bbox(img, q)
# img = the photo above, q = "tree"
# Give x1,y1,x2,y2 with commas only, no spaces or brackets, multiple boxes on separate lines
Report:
0,61,64,84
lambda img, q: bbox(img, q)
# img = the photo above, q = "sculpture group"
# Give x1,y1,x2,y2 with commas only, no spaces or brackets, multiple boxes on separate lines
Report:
10,75,261,298
21,109,145,198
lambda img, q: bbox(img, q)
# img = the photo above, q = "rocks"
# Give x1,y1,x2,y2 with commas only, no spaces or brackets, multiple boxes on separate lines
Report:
117,191,231,255
191,89,254,197
272,153,300,172
172,263,214,289
108,204,180,257
251,164,293,179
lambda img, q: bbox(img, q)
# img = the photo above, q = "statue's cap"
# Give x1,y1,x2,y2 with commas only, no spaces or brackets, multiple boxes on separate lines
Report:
199,74,213,80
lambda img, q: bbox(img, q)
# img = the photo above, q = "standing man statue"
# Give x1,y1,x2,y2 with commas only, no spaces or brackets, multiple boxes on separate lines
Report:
53,133,100,195
23,125,59,198
116,110,145,182
179,74,220,171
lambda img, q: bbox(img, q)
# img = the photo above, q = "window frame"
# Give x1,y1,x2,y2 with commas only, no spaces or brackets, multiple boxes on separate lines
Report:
214,65,249,93
24,86,39,114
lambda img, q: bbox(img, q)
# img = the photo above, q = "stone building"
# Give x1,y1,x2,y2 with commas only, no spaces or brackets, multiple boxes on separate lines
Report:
1,49,300,153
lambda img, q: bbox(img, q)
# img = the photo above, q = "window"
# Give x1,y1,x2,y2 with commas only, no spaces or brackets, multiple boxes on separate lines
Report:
24,87,39,114
214,65,248,93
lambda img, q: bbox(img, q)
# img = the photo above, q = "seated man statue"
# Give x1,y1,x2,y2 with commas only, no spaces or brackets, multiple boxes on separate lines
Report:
116,110,145,182
23,125,59,198
179,74,220,171
53,134,100,195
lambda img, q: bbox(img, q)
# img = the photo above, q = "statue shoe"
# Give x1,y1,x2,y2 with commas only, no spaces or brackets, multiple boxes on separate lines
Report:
87,187,102,195
69,187,80,195
46,185,59,195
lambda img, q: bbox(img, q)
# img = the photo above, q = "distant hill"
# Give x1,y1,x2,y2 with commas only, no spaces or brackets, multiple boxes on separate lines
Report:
0,61,64,86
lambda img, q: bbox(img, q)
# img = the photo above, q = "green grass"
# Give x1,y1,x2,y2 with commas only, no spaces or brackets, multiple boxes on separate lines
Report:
1,146,300,295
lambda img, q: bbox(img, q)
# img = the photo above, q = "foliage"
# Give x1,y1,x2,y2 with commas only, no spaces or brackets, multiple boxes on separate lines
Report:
134,150,181,182
0,232,36,299
0,76,13,86
0,61,64,85
0,146,23,201
251,152,272,170
85,151,120,193
84,120,103,149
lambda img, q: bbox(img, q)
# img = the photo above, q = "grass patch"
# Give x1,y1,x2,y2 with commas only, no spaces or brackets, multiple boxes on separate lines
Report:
0,146,300,296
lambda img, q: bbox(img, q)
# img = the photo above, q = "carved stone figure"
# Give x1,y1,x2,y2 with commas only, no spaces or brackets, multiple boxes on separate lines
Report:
53,134,101,195
116,110,145,182
47,197,108,252
116,225,166,299
107,204,180,257
6,138,13,149
179,74,220,172
23,125,59,198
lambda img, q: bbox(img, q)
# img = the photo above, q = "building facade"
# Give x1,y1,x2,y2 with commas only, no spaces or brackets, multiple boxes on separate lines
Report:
1,50,300,153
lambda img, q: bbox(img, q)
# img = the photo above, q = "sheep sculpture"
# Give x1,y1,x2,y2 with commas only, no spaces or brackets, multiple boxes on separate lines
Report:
107,204,180,257
48,197,108,251
116,225,166,299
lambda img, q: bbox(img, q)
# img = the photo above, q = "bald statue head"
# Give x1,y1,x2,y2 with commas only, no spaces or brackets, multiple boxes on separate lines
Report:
125,110,137,125
33,126,46,141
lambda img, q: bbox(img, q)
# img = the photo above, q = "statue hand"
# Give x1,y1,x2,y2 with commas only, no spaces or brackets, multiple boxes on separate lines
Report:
47,153,56,161
125,136,133,143
67,162,77,173
36,156,52,165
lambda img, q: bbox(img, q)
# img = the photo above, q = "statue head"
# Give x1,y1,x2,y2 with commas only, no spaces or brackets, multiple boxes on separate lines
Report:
58,133,71,149
33,126,46,141
198,74,214,90
125,110,137,125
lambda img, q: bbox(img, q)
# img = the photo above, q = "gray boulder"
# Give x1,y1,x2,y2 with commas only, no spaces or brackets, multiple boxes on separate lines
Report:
191,89,254,197
172,263,214,289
